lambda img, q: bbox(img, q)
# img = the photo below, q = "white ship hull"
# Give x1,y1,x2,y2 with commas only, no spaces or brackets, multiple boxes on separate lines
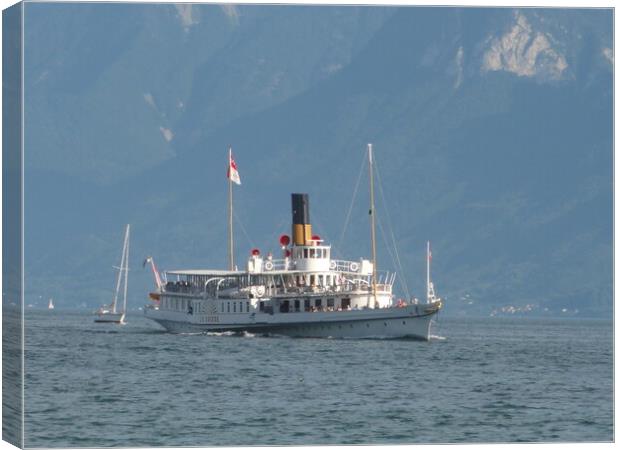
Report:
145,303,440,340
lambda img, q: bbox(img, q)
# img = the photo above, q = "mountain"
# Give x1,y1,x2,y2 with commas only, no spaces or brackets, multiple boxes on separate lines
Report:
21,5,612,317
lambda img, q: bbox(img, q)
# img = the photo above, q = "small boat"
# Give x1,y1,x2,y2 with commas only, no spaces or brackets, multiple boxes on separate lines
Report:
48,298,54,310
95,224,130,324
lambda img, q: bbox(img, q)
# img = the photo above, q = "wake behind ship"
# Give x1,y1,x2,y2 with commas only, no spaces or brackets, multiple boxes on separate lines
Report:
144,146,443,340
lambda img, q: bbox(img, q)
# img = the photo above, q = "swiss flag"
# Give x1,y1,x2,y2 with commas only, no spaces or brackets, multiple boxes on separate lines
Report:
227,149,241,185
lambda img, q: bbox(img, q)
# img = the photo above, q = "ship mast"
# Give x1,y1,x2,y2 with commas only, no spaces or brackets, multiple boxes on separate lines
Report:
228,147,234,271
368,143,378,307
426,240,433,303
111,224,130,314
121,224,130,315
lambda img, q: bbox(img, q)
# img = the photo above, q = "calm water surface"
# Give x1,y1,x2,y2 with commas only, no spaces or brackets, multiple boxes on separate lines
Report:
23,310,612,446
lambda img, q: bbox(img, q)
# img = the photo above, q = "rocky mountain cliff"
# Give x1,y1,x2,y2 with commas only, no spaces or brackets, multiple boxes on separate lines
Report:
22,5,612,316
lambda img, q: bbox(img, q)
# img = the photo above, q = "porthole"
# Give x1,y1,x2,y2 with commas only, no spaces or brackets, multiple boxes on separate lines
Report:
402,321,406,325
366,324,370,328
384,322,387,326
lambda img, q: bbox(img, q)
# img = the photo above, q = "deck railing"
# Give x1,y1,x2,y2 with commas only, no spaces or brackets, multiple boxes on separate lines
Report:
263,258,367,273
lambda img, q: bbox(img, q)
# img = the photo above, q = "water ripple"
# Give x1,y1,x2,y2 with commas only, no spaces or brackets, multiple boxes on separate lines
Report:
22,312,612,446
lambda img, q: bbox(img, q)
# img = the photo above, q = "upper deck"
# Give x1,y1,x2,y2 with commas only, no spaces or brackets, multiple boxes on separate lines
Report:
158,192,395,303
161,254,394,300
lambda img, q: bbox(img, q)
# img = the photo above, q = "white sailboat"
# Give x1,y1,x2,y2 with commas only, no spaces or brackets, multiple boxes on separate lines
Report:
48,298,54,310
95,224,130,324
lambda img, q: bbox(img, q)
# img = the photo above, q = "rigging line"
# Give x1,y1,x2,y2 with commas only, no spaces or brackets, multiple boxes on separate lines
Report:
375,214,396,277
311,213,333,248
265,215,289,252
336,149,367,259
376,213,410,299
233,209,256,250
374,156,411,299
376,176,410,299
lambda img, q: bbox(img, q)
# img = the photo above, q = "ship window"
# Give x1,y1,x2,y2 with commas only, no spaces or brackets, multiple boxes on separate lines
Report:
310,275,315,285
227,302,230,313
315,299,322,308
233,302,237,313
327,298,334,307
304,249,308,258
294,300,300,312
221,302,224,312
318,275,323,286
304,299,311,311
259,301,265,312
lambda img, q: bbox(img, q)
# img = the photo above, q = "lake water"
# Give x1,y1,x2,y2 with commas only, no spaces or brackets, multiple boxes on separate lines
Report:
21,310,612,446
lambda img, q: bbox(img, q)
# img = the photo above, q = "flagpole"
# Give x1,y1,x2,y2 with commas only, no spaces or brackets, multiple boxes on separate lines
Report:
427,241,430,303
228,147,234,271
368,143,378,308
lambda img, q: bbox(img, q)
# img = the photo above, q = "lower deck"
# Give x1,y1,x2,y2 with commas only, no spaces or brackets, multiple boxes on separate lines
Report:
144,300,442,340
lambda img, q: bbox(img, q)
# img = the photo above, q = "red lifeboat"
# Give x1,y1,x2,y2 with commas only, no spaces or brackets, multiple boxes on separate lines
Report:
279,234,291,247
311,235,321,241
251,248,261,256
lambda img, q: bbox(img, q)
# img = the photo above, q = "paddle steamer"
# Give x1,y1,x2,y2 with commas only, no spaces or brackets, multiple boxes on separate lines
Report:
144,145,442,339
